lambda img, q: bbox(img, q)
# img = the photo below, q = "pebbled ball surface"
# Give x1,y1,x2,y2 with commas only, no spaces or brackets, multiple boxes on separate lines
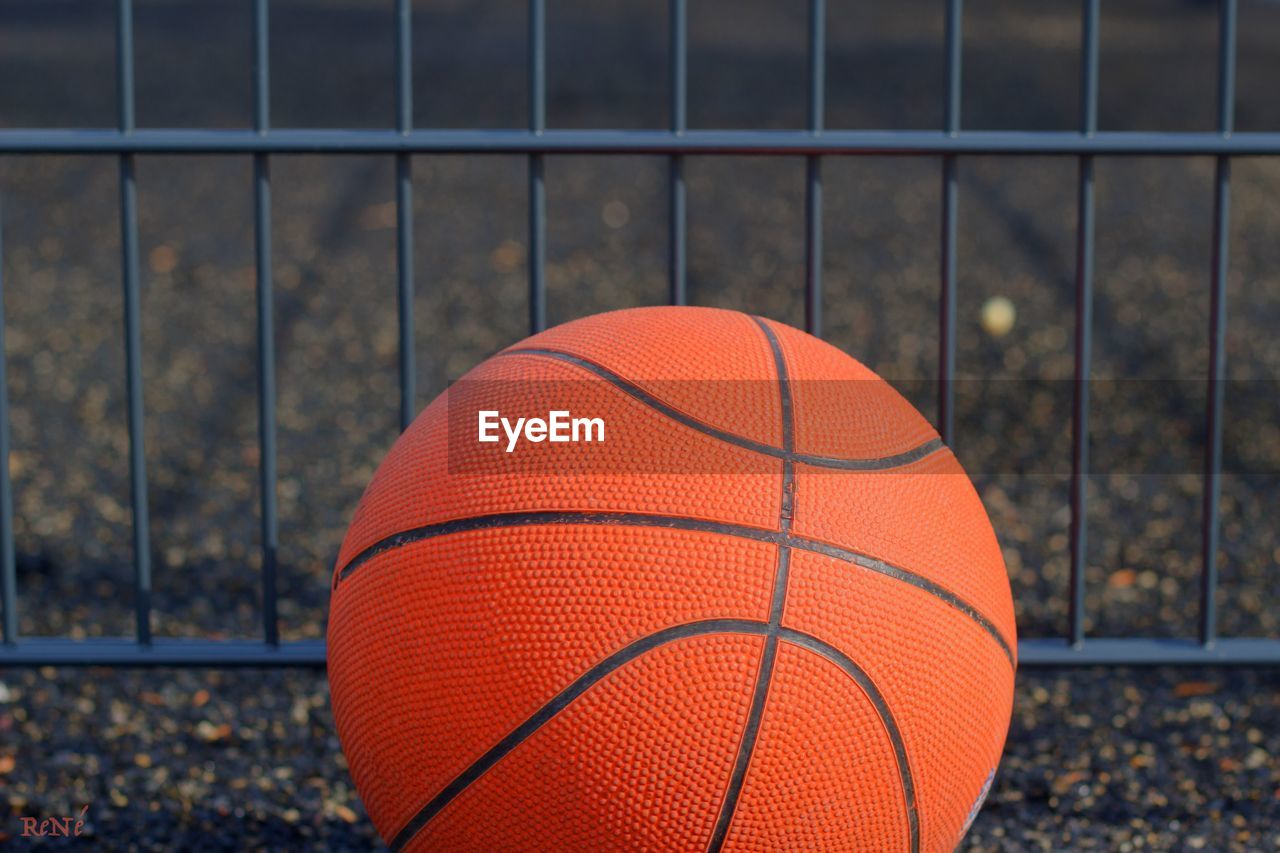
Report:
328,306,1016,852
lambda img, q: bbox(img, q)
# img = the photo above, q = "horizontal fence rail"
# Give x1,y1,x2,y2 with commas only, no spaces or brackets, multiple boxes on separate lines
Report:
0,0,1276,669
0,637,1277,669
2,128,1280,156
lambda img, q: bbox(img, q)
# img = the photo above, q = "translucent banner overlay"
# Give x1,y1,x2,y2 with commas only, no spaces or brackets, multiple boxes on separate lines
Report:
444,378,1280,476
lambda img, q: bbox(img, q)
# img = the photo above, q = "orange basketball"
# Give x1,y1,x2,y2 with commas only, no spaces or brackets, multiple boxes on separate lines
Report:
327,306,1016,852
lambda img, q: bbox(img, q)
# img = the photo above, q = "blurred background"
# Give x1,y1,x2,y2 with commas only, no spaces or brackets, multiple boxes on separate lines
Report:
0,0,1277,848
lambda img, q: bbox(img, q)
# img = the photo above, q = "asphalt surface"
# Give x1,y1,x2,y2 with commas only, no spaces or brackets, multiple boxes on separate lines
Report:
1,0,1278,848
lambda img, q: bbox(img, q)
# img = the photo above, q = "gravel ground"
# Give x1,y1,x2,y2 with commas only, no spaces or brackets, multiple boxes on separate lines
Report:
1,666,1276,850
1,0,1278,848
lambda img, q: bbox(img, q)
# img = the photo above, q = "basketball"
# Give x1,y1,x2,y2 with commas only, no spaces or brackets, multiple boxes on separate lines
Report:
327,306,1016,852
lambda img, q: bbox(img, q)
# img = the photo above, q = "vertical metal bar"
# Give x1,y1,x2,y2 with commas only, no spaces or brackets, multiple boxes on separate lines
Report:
395,0,415,430
253,0,279,648
804,0,825,337
0,203,16,645
938,0,962,445
528,0,547,333
1201,0,1236,648
1069,0,1100,649
116,0,135,136
668,0,687,306
117,0,151,647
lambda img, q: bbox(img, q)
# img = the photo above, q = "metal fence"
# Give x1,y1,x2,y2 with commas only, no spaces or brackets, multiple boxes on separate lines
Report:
0,0,1277,668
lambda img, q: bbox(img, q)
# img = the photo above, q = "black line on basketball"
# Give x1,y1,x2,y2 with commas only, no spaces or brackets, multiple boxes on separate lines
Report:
751,318,795,469
333,511,1014,667
387,619,771,852
334,512,781,585
707,623,781,852
792,538,1015,665
707,315,796,852
779,629,920,853
502,347,945,470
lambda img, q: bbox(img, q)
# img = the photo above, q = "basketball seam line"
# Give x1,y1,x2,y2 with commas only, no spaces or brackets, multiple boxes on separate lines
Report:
779,629,920,852
756,316,919,853
705,315,794,853
333,511,1014,668
385,619,769,851
500,347,946,470
385,622,915,852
